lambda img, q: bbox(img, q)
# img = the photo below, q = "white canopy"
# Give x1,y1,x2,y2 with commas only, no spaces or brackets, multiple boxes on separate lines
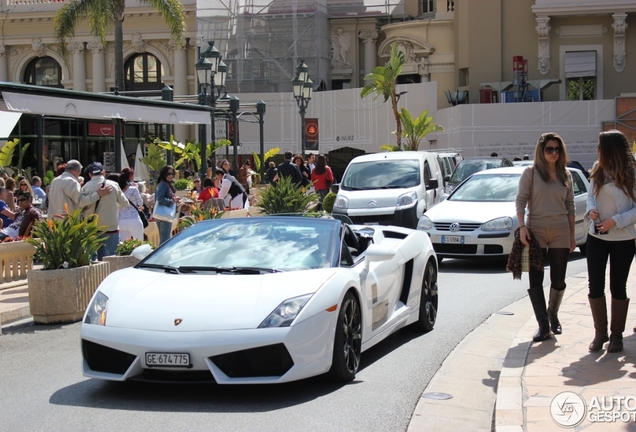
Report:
1,91,210,125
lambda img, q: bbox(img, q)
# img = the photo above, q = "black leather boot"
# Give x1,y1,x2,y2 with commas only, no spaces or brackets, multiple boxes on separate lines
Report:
588,296,608,351
608,298,629,353
528,288,551,342
547,288,565,335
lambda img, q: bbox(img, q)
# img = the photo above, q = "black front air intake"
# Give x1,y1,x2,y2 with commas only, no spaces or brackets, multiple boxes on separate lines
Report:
82,339,136,375
211,344,294,378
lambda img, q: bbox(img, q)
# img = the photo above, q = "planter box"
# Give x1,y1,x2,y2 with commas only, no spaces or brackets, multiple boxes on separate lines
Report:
28,261,110,324
103,255,141,273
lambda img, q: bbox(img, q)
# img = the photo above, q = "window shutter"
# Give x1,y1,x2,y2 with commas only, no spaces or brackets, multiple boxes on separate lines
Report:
565,51,597,78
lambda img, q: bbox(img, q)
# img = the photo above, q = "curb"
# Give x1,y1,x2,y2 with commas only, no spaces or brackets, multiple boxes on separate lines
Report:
493,272,589,431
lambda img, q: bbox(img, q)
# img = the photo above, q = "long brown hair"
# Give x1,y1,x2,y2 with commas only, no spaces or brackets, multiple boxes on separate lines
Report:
590,130,636,202
533,132,570,186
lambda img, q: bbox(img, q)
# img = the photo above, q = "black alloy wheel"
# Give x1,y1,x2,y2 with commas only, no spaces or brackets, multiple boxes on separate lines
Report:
327,291,362,382
413,259,438,332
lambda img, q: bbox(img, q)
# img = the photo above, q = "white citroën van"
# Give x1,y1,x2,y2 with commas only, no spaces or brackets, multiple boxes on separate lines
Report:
332,151,445,229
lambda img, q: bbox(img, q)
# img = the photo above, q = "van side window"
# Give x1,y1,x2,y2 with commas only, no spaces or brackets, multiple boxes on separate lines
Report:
424,161,432,187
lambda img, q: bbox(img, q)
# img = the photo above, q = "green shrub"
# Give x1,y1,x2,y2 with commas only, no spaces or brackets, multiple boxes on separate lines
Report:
115,238,155,256
322,192,336,213
174,178,191,191
257,176,318,214
27,209,106,270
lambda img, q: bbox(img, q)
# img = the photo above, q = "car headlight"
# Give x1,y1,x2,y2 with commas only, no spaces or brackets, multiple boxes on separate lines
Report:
258,294,313,328
334,195,348,209
84,292,109,326
397,191,418,208
417,215,433,230
481,217,513,231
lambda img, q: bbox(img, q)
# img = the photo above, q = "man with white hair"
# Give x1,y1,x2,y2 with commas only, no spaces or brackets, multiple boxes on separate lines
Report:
47,159,112,218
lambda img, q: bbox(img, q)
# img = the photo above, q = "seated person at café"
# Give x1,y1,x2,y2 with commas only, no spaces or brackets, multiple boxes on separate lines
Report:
0,191,42,240
197,178,218,205
0,186,15,229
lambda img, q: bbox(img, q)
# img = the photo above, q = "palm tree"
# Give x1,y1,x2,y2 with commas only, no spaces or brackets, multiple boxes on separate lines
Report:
399,108,444,151
54,0,186,92
361,43,405,149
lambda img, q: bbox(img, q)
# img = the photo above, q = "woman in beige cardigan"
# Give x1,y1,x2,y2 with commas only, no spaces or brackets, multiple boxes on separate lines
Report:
515,132,575,342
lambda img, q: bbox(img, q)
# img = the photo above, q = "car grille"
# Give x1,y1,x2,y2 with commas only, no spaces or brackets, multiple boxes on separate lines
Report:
433,222,482,231
210,344,294,378
349,214,395,225
484,245,504,254
132,370,216,383
82,339,136,375
433,244,478,254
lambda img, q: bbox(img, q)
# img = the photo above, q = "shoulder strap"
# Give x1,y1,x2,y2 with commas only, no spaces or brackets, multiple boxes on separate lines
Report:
94,181,106,213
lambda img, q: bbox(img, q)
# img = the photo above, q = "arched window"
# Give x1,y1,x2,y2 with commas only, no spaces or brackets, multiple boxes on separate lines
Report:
24,56,63,87
124,53,164,91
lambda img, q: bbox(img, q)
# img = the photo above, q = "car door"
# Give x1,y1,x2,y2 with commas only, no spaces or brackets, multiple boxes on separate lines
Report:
569,169,590,244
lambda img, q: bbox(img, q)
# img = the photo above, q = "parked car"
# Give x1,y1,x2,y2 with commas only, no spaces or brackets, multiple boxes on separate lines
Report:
514,159,590,179
81,216,439,384
332,151,445,229
436,152,463,186
445,157,514,194
417,166,590,261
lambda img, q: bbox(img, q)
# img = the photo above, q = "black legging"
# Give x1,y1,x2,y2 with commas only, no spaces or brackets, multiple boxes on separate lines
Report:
586,235,635,300
529,248,569,291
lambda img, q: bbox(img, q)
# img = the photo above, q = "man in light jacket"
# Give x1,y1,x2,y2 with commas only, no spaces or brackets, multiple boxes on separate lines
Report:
47,159,112,218
81,162,129,260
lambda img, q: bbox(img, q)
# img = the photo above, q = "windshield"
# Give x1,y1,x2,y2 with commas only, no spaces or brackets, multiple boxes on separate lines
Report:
341,160,420,190
450,174,520,202
449,160,503,184
142,217,340,271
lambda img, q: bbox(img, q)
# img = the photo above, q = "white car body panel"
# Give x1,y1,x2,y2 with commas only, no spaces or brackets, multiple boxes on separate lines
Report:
80,219,438,384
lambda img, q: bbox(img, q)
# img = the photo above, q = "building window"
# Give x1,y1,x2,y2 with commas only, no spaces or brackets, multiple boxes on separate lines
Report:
422,0,435,14
565,51,596,101
124,53,164,91
24,56,63,87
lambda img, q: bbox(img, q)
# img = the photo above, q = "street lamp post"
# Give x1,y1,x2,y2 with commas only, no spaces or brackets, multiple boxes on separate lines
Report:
292,60,313,156
195,41,226,179
256,100,266,183
229,96,240,175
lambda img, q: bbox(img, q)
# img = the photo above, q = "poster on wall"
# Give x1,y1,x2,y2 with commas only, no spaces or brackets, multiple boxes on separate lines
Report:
104,152,115,172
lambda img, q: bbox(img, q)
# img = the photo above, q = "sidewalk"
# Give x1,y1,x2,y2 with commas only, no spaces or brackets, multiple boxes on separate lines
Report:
410,266,636,432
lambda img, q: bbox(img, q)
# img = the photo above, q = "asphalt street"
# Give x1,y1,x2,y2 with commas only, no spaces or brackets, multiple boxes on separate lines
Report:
0,253,588,432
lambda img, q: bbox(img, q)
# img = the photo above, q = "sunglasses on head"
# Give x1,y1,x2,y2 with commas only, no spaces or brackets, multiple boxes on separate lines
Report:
544,146,561,155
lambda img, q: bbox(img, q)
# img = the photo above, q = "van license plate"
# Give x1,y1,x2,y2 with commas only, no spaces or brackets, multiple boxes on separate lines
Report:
442,235,464,244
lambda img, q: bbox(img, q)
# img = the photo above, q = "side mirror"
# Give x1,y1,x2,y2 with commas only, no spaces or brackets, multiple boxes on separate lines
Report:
443,174,451,182
364,244,396,262
427,179,439,190
330,183,340,194
132,244,153,261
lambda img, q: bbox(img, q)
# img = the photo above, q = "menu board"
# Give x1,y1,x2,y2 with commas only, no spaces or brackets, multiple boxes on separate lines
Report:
104,152,115,172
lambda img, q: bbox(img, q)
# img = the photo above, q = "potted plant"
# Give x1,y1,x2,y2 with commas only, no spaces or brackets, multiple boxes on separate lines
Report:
256,175,319,214
178,207,225,229
103,238,154,273
26,208,110,324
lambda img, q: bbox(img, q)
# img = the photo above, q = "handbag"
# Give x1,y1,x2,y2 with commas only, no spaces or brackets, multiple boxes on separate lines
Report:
507,168,534,274
127,196,149,228
152,202,177,222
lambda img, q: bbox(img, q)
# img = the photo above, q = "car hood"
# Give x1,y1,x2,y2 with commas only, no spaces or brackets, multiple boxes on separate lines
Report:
425,200,516,223
340,188,416,209
99,268,337,331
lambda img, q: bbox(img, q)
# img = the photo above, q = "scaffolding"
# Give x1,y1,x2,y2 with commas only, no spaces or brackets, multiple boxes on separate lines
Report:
196,0,404,93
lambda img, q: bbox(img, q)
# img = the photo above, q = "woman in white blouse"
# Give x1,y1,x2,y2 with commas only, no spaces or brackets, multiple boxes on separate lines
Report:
118,168,144,241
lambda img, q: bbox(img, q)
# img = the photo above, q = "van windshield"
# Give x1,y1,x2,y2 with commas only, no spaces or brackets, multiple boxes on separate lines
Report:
341,160,420,190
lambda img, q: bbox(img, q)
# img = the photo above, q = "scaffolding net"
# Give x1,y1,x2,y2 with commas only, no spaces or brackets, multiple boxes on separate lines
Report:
196,0,404,93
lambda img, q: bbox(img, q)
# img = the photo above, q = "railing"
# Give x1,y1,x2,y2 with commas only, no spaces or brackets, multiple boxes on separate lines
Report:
0,241,36,285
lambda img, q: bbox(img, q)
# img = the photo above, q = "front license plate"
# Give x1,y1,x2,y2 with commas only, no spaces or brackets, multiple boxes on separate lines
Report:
145,352,191,367
442,235,464,244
